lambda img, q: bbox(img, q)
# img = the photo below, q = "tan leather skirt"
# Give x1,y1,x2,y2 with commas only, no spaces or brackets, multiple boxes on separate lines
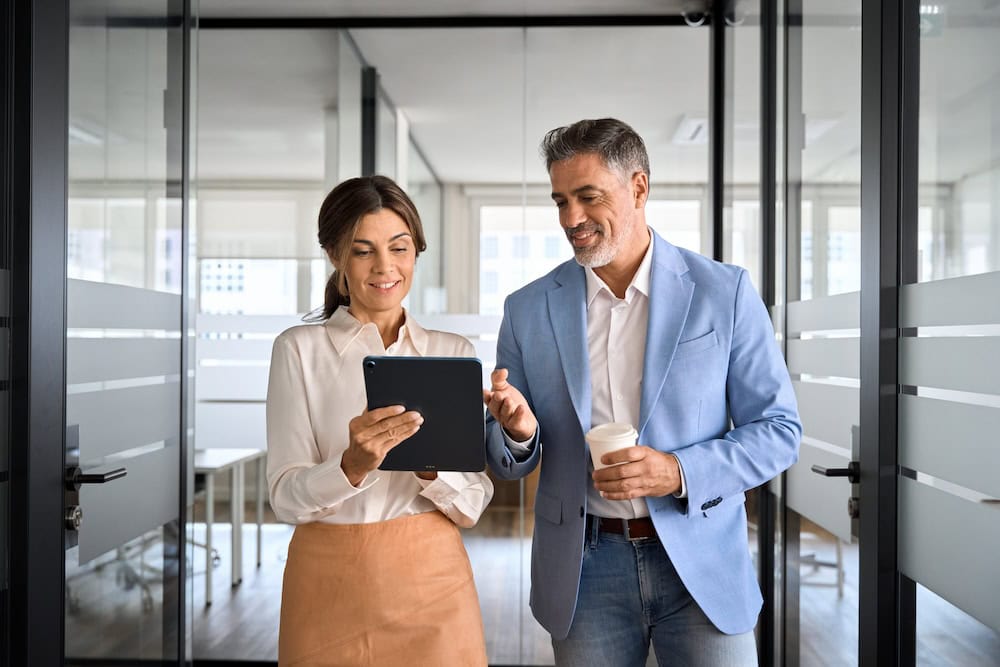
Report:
278,511,487,666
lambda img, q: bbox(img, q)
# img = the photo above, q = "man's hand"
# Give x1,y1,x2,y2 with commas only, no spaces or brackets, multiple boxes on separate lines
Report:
592,446,681,499
482,368,538,442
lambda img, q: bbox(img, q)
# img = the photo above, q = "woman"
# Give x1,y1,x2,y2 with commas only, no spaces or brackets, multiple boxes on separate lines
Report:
266,175,493,666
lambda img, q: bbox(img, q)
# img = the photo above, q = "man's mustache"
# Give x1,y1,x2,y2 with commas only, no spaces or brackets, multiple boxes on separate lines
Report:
564,223,601,239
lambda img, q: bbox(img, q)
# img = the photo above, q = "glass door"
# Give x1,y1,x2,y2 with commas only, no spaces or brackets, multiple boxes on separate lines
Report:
782,1,863,664
897,0,1000,661
63,1,190,662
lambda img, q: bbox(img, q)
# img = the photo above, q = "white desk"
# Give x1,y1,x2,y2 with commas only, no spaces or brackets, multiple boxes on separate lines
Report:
194,447,266,606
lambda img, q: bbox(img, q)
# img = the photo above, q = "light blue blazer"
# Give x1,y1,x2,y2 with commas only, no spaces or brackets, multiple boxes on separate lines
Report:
486,230,801,639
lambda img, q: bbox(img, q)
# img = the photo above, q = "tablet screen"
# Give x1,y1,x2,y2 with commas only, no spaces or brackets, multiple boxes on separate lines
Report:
363,355,486,472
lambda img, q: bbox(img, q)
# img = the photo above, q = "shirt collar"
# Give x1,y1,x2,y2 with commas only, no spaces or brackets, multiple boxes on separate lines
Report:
585,227,655,308
324,306,428,355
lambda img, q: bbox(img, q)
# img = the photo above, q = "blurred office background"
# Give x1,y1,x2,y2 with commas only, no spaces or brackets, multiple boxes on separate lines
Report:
3,0,999,665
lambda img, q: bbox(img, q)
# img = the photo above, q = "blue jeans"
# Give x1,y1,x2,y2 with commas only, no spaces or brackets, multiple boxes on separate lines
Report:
551,519,758,667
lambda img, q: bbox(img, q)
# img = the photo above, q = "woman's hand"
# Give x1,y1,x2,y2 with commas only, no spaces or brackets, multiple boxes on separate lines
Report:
341,405,423,486
482,368,538,442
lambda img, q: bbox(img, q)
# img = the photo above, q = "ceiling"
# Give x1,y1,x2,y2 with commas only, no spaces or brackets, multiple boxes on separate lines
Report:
69,2,1000,189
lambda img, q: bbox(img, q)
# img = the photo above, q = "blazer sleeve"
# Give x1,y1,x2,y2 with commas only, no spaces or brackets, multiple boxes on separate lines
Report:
485,297,542,481
671,269,802,515
413,335,495,527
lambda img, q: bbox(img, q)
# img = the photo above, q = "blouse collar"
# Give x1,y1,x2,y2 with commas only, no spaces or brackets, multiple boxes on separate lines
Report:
324,305,429,356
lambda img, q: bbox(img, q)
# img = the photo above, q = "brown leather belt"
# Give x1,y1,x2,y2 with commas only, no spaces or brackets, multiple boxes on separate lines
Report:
587,514,658,541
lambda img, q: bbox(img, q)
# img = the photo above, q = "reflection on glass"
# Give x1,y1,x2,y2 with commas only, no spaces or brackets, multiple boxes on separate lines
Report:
915,584,1000,664
795,517,857,664
376,92,397,180
724,0,762,288
65,528,173,658
338,32,363,182
786,1,862,664
408,142,444,315
906,4,1000,662
66,1,184,662
917,2,1000,281
796,2,862,300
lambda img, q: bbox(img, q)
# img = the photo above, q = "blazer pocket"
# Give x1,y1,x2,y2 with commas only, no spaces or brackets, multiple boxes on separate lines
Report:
533,488,563,525
673,329,719,359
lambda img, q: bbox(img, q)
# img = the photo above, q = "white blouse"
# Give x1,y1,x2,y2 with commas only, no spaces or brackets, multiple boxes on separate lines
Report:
265,306,494,528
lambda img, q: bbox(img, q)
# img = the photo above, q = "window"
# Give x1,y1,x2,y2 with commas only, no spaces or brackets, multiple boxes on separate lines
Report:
481,271,499,294
512,234,530,258
481,236,499,259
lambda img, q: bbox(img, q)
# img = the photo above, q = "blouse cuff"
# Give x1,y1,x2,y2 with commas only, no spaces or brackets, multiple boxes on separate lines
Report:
416,471,463,507
304,456,380,508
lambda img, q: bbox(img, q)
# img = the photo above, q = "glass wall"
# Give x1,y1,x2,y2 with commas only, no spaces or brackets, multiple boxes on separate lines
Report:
900,1,1000,660
192,19,710,664
783,1,862,664
724,0,763,289
64,1,187,661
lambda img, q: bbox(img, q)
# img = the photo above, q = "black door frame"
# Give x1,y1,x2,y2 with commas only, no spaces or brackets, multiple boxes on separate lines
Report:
777,0,920,664
6,0,196,663
7,0,69,665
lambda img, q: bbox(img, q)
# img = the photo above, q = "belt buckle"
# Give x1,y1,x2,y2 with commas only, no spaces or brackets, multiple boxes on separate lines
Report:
623,518,640,542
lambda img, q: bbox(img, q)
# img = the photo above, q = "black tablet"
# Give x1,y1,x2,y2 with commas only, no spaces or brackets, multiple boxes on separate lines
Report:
363,355,486,472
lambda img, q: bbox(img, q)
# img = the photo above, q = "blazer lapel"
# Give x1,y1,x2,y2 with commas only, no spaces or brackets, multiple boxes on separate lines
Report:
639,234,694,437
546,262,592,432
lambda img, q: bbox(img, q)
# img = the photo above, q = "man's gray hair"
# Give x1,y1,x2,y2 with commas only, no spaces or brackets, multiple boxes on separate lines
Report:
540,118,650,180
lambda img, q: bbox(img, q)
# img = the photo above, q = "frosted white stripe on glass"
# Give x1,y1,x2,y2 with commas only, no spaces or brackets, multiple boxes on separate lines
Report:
786,338,859,379
79,444,180,563
900,271,1000,328
68,279,180,331
787,291,859,334
68,338,180,385
197,366,269,402
899,337,1000,395
67,382,180,462
794,380,858,450
195,403,267,450
786,442,853,543
899,476,999,634
197,338,276,362
899,394,1000,499
196,313,303,334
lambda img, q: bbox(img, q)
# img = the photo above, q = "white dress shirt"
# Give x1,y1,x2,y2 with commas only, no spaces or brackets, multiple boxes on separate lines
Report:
266,306,494,528
582,236,654,520
507,230,686,518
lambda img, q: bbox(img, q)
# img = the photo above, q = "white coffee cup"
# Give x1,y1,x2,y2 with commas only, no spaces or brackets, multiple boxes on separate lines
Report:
585,422,638,470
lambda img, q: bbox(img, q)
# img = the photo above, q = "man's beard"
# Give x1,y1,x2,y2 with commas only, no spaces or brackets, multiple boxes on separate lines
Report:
567,223,621,268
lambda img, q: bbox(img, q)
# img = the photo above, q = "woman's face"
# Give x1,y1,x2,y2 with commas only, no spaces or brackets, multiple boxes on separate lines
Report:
334,208,416,320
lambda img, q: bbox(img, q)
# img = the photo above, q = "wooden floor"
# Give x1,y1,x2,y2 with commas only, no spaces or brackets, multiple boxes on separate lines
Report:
794,528,1000,666
63,503,1000,666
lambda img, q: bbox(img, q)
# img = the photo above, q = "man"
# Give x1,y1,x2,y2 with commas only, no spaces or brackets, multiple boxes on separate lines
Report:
483,118,801,666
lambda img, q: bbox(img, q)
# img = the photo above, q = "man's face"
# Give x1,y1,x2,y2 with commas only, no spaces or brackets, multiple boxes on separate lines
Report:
549,152,648,270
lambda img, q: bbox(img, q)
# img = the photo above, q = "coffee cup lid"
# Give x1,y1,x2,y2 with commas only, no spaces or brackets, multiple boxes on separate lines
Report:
586,422,637,440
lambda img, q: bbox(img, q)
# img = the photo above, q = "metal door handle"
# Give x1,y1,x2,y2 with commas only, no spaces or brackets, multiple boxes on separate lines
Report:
65,466,127,491
810,462,859,484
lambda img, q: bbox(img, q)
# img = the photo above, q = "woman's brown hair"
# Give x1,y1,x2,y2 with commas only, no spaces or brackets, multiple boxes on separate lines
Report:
313,175,427,321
